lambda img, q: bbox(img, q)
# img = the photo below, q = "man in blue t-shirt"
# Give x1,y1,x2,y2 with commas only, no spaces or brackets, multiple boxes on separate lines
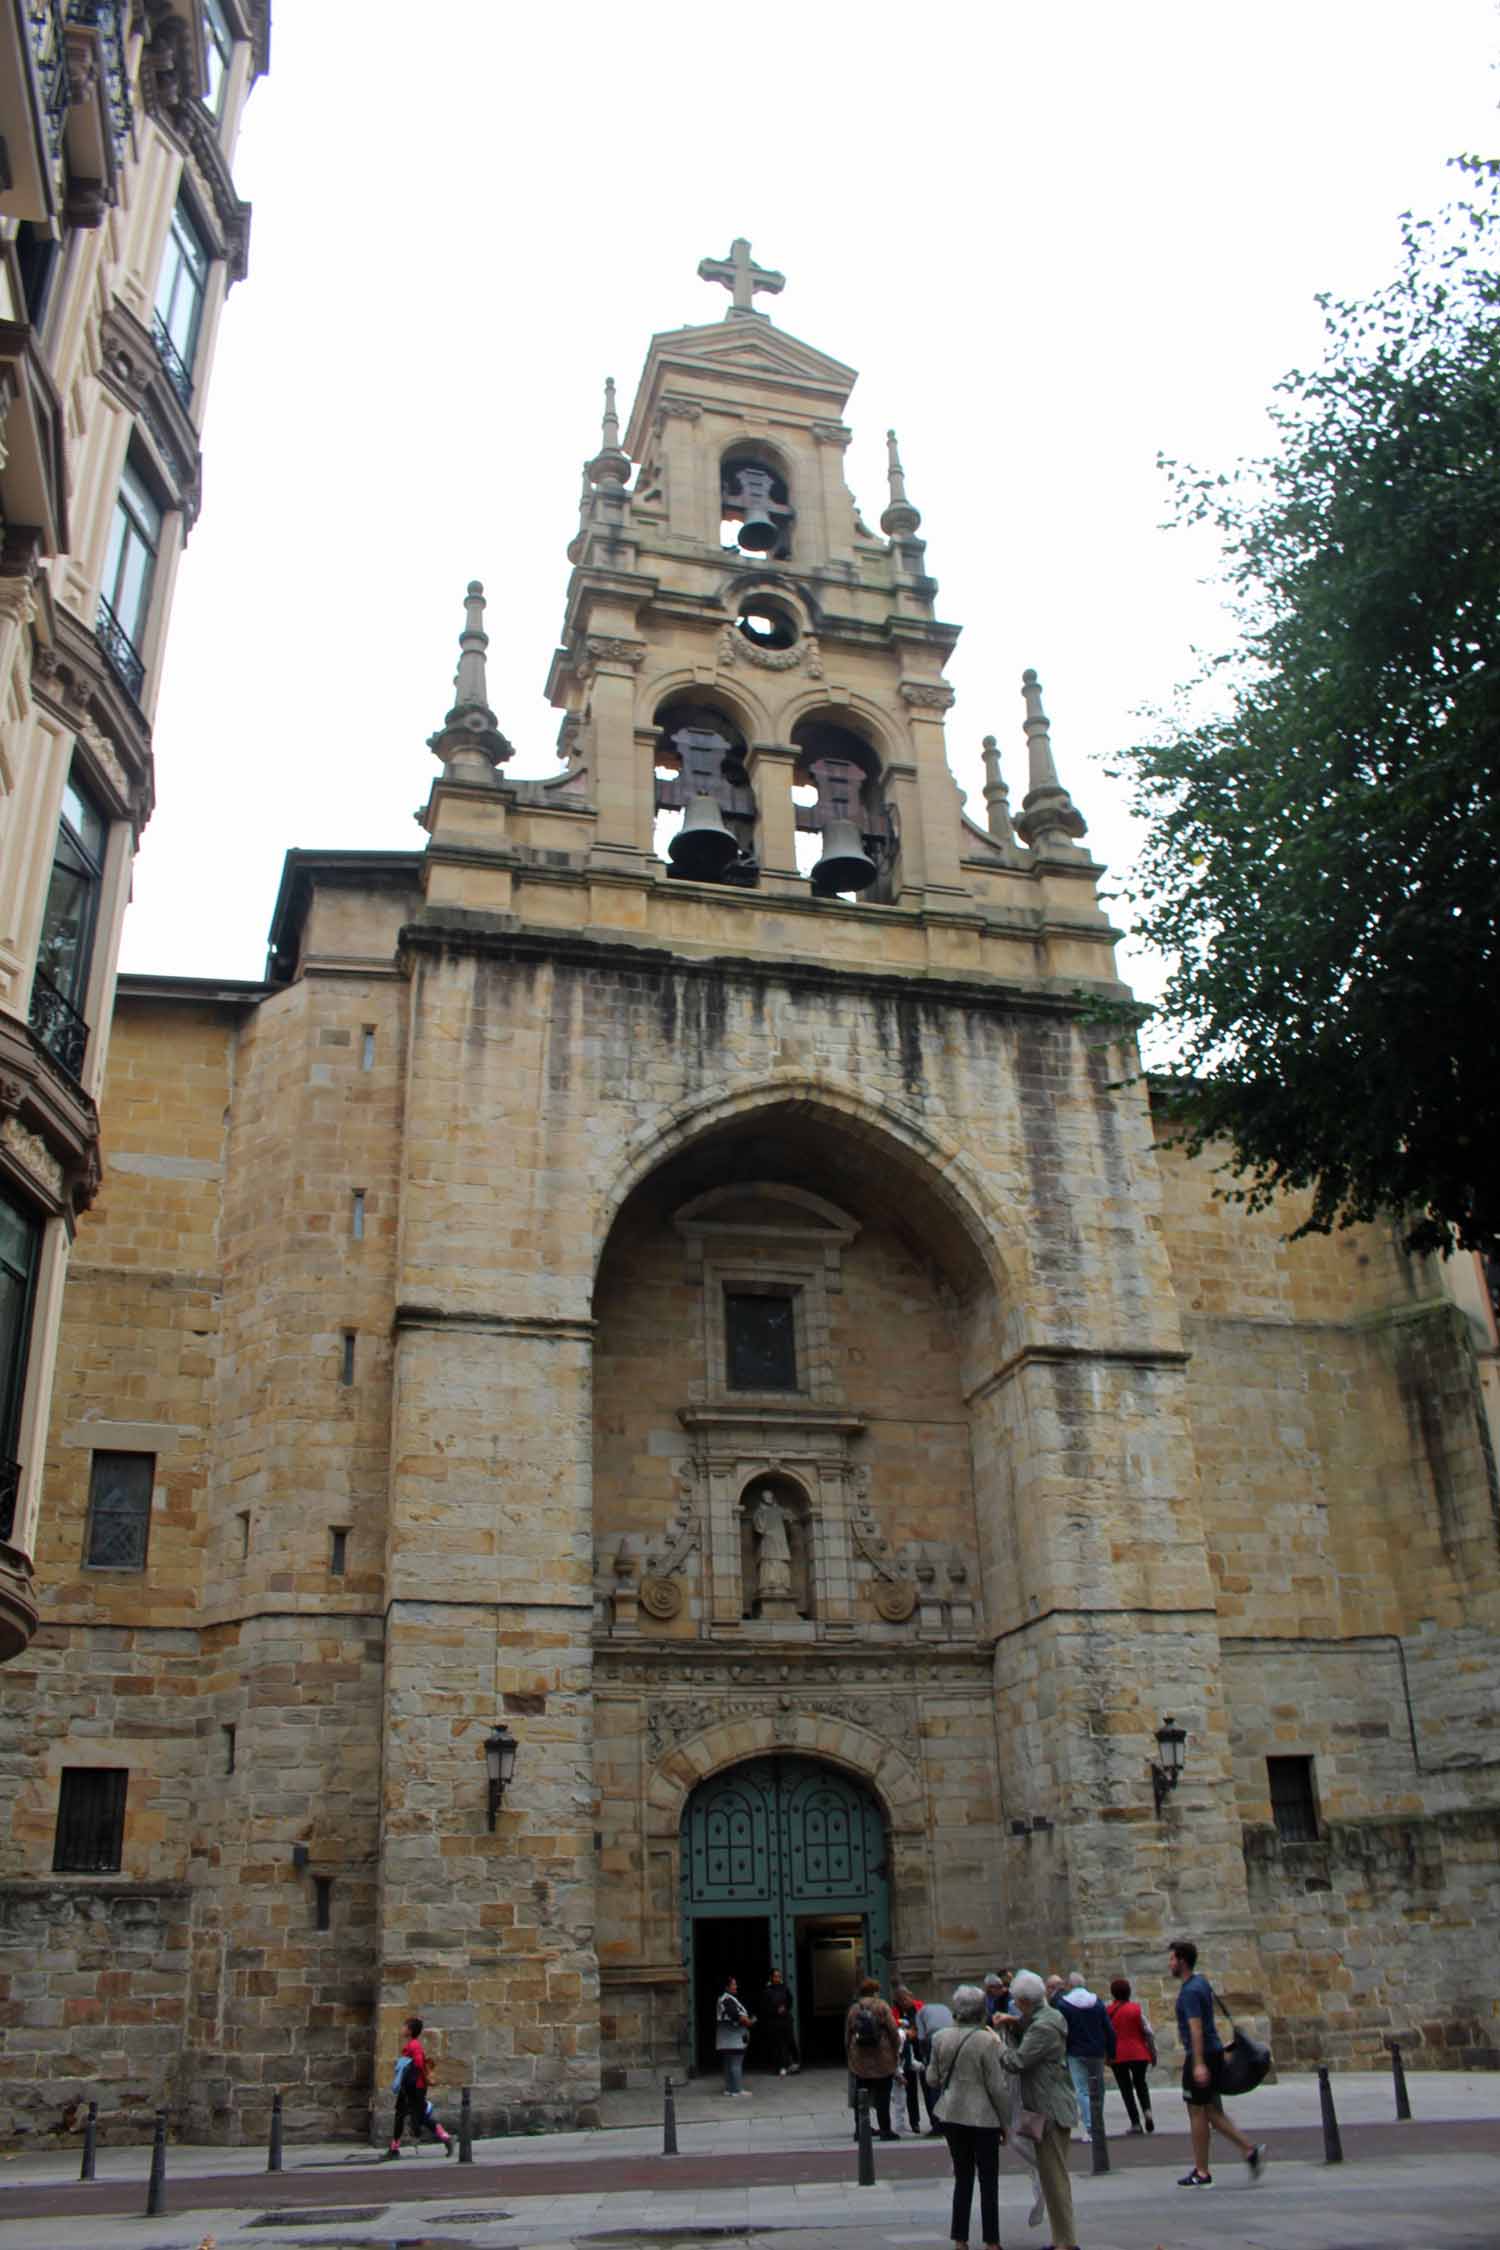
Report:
1170,1939,1266,2188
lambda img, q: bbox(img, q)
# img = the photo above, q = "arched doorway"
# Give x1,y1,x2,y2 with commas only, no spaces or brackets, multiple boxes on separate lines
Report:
682,1756,890,2071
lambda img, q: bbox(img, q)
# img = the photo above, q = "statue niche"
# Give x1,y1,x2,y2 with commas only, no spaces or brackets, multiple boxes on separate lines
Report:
740,1475,812,1623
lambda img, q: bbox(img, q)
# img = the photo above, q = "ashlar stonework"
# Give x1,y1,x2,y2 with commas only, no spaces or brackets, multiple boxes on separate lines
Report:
1,249,1496,2141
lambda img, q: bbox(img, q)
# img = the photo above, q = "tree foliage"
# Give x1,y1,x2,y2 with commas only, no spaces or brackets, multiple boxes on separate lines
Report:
1118,156,1500,1258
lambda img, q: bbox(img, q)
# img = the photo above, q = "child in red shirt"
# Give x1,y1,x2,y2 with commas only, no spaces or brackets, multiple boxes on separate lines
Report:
383,2014,454,2157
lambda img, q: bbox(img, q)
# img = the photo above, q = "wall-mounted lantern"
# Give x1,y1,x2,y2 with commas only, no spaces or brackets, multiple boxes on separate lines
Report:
485,1723,519,1831
1151,1715,1187,1816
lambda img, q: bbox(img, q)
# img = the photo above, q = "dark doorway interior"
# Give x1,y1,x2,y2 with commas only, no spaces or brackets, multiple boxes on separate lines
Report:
692,1914,772,2072
796,1912,865,2063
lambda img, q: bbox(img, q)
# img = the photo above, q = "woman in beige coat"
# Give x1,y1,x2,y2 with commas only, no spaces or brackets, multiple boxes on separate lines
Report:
925,1984,1011,2249
997,1969,1079,2250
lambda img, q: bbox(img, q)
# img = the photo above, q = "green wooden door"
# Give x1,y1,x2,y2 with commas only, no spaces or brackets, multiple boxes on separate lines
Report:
681,1756,890,2053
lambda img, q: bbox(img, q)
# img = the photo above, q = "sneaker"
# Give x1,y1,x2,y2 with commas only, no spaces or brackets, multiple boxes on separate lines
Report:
778,2068,787,2077
444,2134,456,2158
1178,2168,1213,2187
1247,2143,1267,2180
1128,2123,1145,2135
1144,2113,1155,2134
379,2147,400,2162
789,2064,801,2074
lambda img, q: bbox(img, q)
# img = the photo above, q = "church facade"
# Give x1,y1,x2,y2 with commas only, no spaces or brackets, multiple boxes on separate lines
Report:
2,245,1497,2143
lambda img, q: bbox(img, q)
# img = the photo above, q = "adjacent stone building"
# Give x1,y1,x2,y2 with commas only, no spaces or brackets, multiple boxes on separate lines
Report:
0,0,267,1664
1,240,1497,2143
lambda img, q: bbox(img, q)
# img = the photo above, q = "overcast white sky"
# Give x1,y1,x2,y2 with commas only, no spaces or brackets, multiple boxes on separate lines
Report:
123,0,1500,998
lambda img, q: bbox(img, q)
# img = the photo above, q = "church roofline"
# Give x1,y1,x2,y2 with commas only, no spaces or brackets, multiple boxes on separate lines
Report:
266,847,425,985
116,972,272,1006
623,320,859,457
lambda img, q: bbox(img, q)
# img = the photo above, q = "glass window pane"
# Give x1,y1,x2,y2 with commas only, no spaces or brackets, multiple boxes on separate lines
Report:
156,203,210,366
119,459,162,547
725,1292,798,1391
38,861,92,1006
60,774,106,866
85,1451,154,1569
203,0,233,117
112,527,154,645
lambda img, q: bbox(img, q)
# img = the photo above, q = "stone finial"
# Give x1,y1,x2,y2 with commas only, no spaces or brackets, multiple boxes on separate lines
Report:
427,579,513,783
880,428,922,538
697,236,785,317
980,735,1018,847
588,374,632,490
1011,670,1087,850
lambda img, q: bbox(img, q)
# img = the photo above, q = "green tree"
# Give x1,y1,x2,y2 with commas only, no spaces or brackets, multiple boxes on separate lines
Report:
1119,156,1500,1259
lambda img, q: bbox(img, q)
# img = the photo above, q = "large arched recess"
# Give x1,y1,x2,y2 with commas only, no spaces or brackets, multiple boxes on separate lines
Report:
596,1079,1008,1308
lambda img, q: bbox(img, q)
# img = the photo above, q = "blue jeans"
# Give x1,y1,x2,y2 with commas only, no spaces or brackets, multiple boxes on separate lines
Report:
721,2046,745,2094
1068,2052,1093,2130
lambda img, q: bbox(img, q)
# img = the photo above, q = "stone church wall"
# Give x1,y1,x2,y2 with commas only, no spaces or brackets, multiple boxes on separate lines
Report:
1156,1126,1500,2066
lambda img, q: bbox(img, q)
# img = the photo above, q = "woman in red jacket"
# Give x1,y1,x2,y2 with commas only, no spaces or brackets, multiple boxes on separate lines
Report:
1107,1977,1155,2134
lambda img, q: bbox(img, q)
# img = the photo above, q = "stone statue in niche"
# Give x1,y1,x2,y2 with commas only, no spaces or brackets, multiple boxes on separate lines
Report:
750,1488,793,1602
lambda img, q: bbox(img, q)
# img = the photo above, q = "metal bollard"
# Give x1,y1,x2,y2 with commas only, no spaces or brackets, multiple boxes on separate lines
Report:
1087,2058,1110,2174
145,2109,168,2216
80,2099,97,2182
855,2085,875,2186
661,2074,677,2157
1391,2041,1411,2121
460,2084,475,2163
1317,2065,1343,2164
267,2089,283,2172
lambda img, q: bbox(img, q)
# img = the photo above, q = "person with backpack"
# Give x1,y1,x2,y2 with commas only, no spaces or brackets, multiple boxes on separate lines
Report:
1056,1971,1115,2137
845,1976,901,2140
1169,1937,1267,2188
381,2014,454,2159
715,1974,755,2097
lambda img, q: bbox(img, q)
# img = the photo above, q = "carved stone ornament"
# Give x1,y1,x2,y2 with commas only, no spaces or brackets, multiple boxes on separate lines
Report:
872,1579,919,1623
899,681,956,711
583,636,647,670
1,1116,64,1200
640,1576,684,1620
719,623,823,678
657,395,704,422
647,1689,920,1771
810,420,852,446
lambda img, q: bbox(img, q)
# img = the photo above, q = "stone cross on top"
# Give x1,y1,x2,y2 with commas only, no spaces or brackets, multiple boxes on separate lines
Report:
698,236,785,317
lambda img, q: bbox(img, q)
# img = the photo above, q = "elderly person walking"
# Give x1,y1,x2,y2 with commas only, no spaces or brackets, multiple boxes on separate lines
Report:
997,1969,1079,2250
925,1985,1010,2250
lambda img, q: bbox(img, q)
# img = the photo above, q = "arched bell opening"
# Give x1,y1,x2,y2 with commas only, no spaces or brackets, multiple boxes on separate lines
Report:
720,444,794,560
789,717,896,899
652,697,758,886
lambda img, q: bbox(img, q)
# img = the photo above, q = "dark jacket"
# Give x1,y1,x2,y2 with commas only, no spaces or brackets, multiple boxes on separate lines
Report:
1057,1988,1115,2060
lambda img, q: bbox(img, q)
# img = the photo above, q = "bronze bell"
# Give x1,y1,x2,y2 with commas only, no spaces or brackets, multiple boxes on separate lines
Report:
668,794,740,879
810,818,878,895
727,466,781,553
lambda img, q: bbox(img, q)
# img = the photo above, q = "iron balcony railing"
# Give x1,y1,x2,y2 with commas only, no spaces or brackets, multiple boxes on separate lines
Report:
0,1456,19,1545
150,311,194,409
95,592,145,702
29,967,89,1082
27,0,70,160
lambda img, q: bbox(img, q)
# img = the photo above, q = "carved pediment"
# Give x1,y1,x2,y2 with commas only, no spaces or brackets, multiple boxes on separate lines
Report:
624,322,857,454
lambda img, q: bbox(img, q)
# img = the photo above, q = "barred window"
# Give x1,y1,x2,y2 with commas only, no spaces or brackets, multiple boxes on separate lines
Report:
1268,1755,1320,1842
53,1768,127,1873
84,1451,154,1570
